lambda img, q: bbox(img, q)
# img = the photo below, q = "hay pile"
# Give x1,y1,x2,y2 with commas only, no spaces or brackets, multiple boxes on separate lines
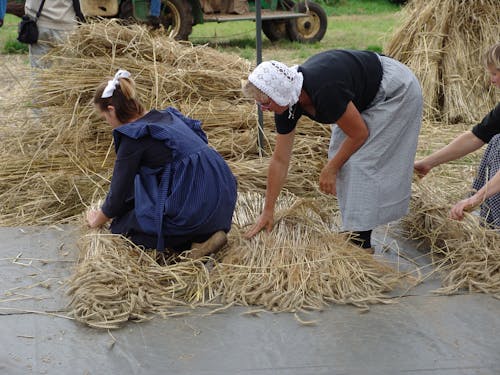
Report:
385,0,499,123
406,122,500,295
402,180,500,295
0,20,330,226
68,194,404,328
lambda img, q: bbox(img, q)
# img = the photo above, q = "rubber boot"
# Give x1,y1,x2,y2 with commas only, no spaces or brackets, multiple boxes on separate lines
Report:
187,231,227,260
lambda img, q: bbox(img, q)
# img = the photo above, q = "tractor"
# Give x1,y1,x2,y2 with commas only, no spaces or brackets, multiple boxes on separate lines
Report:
7,0,328,42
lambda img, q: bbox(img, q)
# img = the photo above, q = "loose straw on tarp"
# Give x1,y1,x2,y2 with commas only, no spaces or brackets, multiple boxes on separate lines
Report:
68,193,407,329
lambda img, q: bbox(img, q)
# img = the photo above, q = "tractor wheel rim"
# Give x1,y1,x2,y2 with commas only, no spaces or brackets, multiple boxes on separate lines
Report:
296,13,320,39
164,1,181,36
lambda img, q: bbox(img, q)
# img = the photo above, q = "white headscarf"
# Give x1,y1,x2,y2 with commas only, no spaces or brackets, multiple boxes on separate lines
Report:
248,60,304,117
101,69,131,98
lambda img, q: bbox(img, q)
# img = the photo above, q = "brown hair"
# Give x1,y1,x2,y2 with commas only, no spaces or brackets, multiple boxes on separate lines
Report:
93,76,145,124
484,42,500,69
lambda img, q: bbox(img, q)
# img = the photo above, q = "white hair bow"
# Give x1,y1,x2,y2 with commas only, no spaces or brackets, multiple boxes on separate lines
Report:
101,69,131,98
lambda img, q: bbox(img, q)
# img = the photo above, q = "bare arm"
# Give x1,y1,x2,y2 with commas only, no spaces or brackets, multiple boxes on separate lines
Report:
319,101,369,195
450,169,500,220
414,131,485,177
244,130,296,237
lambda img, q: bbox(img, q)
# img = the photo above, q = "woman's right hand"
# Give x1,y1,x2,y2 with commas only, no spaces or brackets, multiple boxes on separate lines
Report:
414,159,433,178
450,197,477,221
244,211,274,238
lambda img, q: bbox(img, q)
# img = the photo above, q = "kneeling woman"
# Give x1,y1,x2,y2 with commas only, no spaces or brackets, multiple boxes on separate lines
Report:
86,70,237,258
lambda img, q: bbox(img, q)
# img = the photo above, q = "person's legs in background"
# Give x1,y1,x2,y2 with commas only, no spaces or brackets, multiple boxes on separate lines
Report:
0,0,6,27
29,27,70,117
29,26,68,68
148,0,161,28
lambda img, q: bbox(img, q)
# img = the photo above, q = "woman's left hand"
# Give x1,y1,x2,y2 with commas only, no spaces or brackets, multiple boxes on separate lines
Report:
86,209,109,228
319,164,337,195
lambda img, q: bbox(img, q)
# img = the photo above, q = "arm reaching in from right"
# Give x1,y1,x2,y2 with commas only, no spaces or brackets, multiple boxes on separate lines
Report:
244,130,296,238
414,131,485,178
450,169,500,221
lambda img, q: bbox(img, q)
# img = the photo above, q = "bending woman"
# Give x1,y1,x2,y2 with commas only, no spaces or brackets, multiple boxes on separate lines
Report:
243,50,423,252
86,70,237,258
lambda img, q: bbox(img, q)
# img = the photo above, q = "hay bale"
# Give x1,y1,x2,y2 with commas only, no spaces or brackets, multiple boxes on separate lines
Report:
385,0,499,123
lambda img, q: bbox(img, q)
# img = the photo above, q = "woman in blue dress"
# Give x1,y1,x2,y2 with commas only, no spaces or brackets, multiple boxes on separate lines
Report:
86,70,237,258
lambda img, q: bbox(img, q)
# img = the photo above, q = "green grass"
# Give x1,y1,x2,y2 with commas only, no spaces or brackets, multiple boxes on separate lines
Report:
0,14,28,54
321,0,401,16
190,12,399,63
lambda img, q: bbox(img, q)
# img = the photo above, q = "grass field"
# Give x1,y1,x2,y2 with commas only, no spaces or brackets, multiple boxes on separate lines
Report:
191,12,398,63
0,0,401,59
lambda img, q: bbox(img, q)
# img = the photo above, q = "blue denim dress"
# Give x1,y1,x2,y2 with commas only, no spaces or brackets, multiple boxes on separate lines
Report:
109,107,237,251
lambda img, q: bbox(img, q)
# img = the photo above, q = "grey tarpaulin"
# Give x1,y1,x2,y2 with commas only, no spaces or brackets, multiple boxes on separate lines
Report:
0,225,499,375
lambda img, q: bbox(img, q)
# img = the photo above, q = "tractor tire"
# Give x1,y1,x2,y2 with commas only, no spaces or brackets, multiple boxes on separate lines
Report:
6,2,25,18
262,20,288,42
286,1,327,43
160,0,193,40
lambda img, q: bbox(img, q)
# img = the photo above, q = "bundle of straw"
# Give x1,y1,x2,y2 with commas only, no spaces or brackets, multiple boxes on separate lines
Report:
385,0,499,123
37,20,251,106
69,227,212,329
402,180,500,295
212,193,403,311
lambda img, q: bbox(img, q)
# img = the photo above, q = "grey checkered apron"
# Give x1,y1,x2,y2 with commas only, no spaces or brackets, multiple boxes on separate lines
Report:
328,56,423,231
473,134,500,228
